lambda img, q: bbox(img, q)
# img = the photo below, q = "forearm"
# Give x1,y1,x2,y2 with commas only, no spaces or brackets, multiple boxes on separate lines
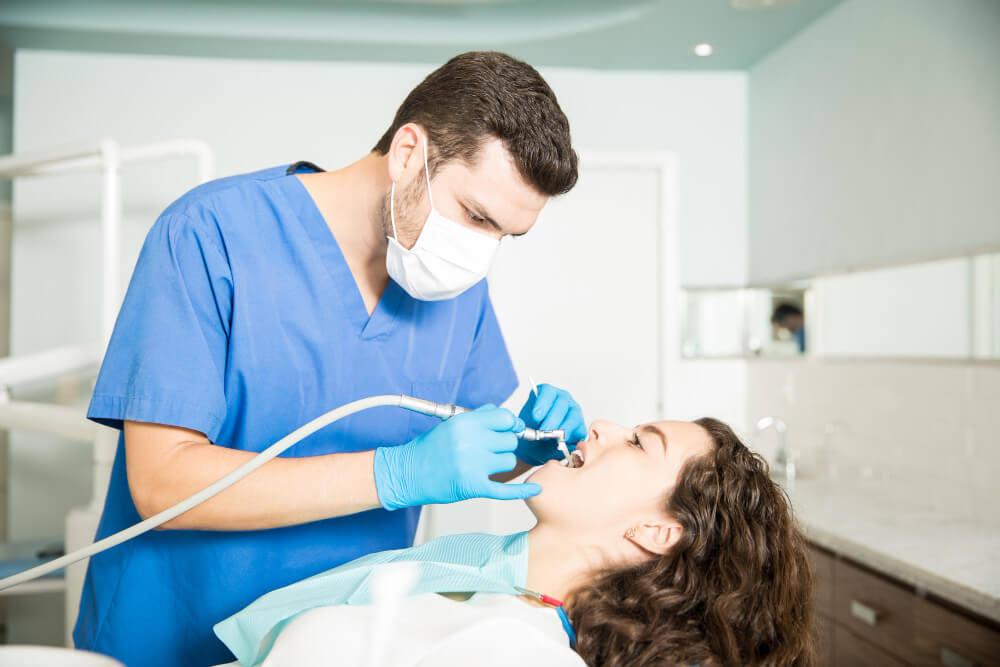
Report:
132,441,382,531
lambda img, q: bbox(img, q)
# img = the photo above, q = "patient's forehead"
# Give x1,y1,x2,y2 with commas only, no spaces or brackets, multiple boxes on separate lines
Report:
646,420,714,459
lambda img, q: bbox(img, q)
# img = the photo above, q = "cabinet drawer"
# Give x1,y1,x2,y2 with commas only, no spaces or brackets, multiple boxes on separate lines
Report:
833,559,914,661
817,612,834,666
809,545,835,616
912,597,1000,667
833,624,908,667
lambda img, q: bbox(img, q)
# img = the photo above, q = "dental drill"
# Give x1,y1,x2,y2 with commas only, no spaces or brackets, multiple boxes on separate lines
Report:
399,395,568,460
0,395,570,592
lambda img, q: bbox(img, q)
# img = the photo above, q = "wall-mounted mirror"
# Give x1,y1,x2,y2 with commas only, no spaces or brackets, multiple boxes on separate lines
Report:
682,285,809,358
682,251,1000,361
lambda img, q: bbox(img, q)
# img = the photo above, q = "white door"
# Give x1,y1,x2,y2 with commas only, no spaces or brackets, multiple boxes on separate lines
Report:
490,163,663,426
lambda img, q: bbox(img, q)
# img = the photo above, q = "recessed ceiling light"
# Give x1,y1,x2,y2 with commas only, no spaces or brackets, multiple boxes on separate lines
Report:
694,43,713,57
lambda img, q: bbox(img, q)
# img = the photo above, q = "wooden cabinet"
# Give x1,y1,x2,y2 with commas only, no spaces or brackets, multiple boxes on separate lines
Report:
811,545,834,614
817,612,835,665
833,624,909,667
913,596,1000,667
806,545,1000,667
833,559,915,661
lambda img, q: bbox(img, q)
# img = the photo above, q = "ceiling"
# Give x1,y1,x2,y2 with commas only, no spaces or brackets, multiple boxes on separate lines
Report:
0,0,842,70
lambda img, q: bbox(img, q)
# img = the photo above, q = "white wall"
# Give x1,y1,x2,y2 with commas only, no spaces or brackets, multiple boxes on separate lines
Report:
747,359,1000,523
743,0,1000,526
10,50,748,541
748,0,1000,284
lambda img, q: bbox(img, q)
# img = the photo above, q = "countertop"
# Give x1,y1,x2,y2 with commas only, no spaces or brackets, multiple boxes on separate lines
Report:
780,474,1000,624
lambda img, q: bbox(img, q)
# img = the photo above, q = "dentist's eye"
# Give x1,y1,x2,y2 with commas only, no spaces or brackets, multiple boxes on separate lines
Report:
465,209,488,226
629,433,643,450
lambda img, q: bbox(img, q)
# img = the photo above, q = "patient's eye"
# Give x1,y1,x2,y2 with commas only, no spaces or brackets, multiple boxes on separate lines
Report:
629,433,643,450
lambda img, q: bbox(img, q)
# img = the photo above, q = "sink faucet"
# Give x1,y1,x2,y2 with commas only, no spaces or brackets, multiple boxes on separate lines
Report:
754,416,795,483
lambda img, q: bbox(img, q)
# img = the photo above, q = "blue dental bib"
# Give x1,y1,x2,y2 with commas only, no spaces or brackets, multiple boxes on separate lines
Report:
215,532,529,665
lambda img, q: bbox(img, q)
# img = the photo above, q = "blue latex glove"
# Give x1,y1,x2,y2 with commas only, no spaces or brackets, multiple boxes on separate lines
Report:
373,405,541,511
516,383,588,465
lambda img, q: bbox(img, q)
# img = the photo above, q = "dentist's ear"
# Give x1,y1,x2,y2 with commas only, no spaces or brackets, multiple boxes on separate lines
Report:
624,518,683,556
386,123,423,183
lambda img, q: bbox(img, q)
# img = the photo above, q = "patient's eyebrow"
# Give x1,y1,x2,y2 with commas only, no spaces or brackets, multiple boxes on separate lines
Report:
638,425,668,456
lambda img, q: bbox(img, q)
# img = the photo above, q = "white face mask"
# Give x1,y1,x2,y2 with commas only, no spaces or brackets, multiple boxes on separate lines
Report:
385,136,500,301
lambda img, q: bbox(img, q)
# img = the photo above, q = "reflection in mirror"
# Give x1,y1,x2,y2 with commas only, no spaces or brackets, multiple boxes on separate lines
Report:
768,290,807,355
682,287,809,359
681,289,744,358
811,258,970,358
812,254,1000,360
681,251,1000,361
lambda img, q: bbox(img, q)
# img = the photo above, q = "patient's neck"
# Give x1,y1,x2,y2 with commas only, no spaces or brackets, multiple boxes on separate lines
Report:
525,524,602,605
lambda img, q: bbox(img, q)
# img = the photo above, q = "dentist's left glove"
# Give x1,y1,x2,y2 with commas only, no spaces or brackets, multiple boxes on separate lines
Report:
516,383,588,465
373,404,542,511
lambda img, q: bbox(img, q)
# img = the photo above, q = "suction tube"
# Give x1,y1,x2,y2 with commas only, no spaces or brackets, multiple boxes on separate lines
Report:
0,395,409,591
0,395,564,592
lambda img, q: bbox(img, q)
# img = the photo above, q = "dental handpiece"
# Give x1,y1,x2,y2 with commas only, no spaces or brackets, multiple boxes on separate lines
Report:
398,395,569,459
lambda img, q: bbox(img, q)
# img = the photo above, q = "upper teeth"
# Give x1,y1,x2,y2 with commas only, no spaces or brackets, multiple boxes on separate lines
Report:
569,450,585,468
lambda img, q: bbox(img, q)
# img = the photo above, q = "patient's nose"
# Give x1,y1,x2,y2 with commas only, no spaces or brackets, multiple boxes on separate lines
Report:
589,420,626,445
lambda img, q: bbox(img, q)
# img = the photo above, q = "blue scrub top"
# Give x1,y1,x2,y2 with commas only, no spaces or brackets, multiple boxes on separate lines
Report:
74,162,519,667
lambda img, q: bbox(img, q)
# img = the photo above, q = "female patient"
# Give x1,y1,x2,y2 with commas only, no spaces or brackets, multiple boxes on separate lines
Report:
217,416,815,666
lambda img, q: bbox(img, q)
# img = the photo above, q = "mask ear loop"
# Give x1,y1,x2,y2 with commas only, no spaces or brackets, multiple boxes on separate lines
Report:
388,181,400,240
422,134,435,211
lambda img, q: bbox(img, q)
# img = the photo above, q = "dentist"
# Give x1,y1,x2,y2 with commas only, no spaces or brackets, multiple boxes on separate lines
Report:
74,51,585,666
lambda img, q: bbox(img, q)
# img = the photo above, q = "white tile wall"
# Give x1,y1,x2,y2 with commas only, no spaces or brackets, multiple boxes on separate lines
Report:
746,359,1000,526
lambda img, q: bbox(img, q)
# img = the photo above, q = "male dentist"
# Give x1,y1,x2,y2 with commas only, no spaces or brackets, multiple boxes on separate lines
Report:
74,51,586,666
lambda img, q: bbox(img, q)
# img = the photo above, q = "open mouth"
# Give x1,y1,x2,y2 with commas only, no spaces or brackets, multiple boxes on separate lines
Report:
564,448,586,469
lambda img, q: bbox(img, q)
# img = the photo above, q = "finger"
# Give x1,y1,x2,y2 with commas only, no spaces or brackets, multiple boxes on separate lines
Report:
486,431,519,453
481,481,542,501
539,395,571,432
469,407,519,432
486,452,518,475
529,384,559,423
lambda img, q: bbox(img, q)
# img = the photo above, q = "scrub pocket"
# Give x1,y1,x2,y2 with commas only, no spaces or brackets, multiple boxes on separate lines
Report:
408,377,461,439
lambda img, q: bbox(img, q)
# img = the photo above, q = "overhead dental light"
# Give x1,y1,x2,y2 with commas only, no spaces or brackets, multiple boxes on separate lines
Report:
693,43,713,57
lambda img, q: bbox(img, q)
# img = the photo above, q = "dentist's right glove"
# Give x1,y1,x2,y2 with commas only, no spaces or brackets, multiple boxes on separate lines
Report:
373,405,542,511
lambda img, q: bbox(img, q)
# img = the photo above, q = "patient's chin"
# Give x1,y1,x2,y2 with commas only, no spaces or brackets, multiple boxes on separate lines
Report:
526,458,566,483
525,459,574,510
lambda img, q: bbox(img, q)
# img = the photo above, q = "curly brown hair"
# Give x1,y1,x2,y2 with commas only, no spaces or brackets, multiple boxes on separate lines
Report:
566,417,815,667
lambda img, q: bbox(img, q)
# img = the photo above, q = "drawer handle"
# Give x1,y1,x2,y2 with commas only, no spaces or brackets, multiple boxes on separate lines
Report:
941,646,976,667
849,600,880,626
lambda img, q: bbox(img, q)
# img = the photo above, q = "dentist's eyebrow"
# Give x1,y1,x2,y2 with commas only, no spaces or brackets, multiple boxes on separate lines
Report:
638,425,668,456
464,197,527,237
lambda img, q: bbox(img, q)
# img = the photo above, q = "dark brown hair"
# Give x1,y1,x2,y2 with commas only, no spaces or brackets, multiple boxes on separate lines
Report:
372,51,578,196
567,418,816,666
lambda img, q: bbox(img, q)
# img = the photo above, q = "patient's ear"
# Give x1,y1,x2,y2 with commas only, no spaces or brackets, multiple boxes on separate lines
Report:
627,518,683,556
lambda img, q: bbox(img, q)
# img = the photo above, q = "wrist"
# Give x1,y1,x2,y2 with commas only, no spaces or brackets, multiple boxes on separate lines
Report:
373,444,409,511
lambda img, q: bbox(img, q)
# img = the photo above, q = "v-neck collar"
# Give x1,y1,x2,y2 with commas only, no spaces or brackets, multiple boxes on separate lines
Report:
276,166,404,340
